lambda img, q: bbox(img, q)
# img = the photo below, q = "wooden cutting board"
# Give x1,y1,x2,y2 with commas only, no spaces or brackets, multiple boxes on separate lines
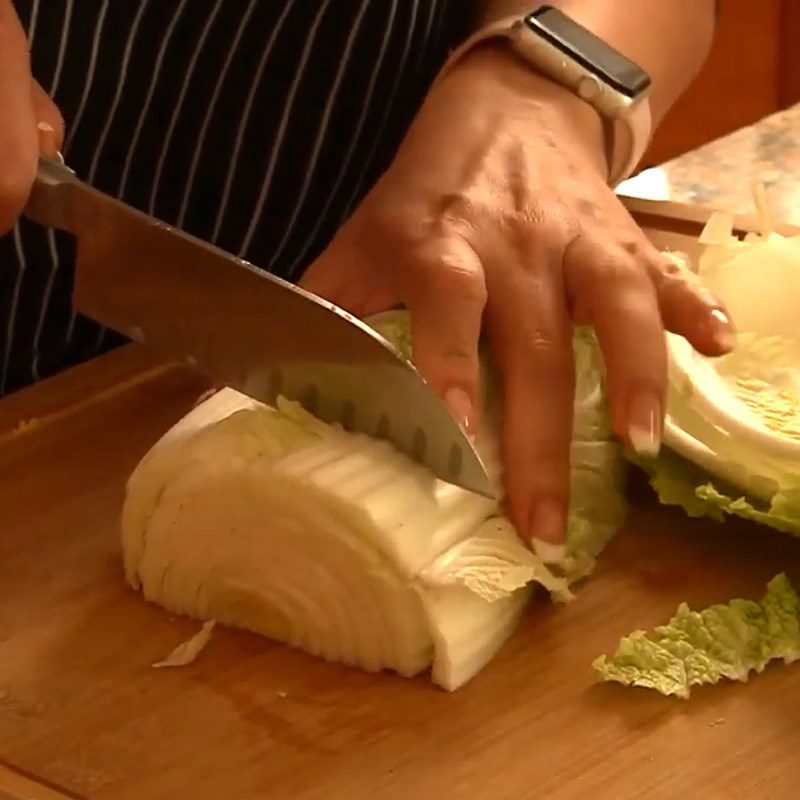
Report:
0,200,798,800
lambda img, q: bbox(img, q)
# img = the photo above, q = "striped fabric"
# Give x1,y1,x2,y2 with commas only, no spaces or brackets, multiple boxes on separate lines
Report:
1,0,458,396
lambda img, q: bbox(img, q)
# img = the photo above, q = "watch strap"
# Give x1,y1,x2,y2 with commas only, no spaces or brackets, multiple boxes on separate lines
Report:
605,98,652,186
434,16,652,186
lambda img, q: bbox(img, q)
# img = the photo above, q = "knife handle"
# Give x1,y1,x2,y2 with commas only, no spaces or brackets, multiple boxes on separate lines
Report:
23,157,80,233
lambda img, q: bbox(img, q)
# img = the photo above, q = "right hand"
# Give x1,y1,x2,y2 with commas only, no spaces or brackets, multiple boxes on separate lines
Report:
0,0,64,235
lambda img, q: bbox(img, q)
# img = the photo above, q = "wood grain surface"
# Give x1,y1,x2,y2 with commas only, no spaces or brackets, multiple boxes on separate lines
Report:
0,760,81,800
0,203,798,800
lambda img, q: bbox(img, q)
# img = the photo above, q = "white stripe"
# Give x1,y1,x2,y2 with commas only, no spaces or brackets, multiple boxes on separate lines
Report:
176,0,259,229
64,0,110,155
118,0,189,198
86,0,150,185
1,225,28,395
64,0,109,345
269,0,369,271
30,230,60,381
99,0,222,353
238,0,333,258
48,0,74,95
210,0,297,245
71,0,150,350
287,0,399,276
268,0,372,269
26,0,40,43
148,0,224,216
341,0,422,219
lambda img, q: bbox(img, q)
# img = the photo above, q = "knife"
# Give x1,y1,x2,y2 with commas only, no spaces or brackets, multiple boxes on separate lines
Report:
24,157,492,498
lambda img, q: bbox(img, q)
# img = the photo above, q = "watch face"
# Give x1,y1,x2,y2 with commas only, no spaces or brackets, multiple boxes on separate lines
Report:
526,6,651,98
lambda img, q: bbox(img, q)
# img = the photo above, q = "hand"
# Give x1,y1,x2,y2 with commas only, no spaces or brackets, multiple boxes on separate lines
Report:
0,0,64,234
300,47,735,559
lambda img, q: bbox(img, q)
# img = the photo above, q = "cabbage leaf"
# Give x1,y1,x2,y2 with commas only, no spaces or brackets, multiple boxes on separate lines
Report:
636,447,800,536
593,574,800,698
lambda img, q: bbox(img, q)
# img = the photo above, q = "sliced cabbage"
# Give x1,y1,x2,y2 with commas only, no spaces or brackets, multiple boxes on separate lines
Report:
642,201,800,534
153,620,216,668
593,574,800,698
123,314,625,689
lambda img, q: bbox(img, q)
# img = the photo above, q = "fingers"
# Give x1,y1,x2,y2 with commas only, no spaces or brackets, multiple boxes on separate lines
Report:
565,233,667,459
0,3,38,233
396,235,486,433
649,252,736,356
484,234,574,560
302,221,487,435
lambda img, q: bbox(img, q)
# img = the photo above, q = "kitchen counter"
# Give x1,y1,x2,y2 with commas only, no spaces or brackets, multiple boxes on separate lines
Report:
620,104,800,225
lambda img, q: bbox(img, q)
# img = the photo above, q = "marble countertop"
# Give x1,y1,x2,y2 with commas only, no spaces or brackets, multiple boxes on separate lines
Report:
619,104,800,226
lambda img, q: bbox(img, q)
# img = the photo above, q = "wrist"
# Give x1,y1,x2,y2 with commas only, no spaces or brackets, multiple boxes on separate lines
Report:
443,43,609,179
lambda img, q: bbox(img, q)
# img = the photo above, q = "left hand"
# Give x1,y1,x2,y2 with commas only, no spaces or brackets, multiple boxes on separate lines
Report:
300,47,734,558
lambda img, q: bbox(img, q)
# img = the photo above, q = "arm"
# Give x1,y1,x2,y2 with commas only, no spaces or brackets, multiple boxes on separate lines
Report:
473,1,716,124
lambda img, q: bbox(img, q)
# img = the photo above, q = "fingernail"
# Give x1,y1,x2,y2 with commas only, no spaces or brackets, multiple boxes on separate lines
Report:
709,308,737,352
444,386,473,435
532,538,566,564
529,498,566,564
626,390,662,458
37,121,58,158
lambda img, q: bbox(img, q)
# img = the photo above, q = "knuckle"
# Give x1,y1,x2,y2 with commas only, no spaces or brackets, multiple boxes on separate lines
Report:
495,207,573,260
428,349,480,384
618,235,648,258
596,256,646,294
652,252,696,285
439,191,480,222
659,269,702,298
516,327,572,376
575,197,602,221
652,258,713,308
441,262,487,305
515,204,562,237
657,251,692,276
515,201,549,230
526,327,562,357
415,244,487,305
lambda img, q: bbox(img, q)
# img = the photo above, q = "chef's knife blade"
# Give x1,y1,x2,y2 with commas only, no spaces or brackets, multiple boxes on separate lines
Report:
23,158,492,497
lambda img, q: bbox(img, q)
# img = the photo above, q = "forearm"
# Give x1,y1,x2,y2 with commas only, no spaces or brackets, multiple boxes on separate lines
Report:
472,1,717,124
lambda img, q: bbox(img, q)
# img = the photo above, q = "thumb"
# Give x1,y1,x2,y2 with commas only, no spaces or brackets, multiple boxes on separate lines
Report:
398,235,486,435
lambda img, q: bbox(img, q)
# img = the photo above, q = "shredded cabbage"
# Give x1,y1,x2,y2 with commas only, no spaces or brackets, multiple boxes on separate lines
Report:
594,574,800,698
638,194,800,536
153,620,216,668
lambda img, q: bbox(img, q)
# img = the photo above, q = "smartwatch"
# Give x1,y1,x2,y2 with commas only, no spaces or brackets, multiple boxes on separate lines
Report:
436,5,653,185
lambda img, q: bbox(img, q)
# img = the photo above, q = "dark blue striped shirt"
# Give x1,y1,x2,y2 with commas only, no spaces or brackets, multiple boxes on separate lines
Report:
2,0,458,395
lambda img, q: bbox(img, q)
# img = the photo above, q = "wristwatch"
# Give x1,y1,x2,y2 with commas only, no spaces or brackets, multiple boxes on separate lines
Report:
437,5,653,186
